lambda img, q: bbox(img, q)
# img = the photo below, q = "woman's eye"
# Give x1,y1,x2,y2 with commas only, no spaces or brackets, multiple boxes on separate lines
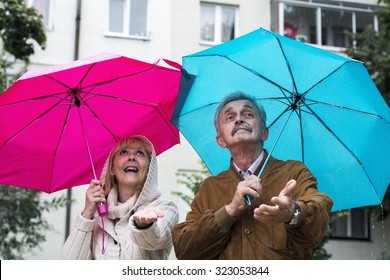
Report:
136,150,145,156
119,150,128,155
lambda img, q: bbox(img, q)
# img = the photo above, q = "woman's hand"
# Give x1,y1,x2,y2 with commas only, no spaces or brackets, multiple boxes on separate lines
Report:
82,179,106,219
133,207,164,228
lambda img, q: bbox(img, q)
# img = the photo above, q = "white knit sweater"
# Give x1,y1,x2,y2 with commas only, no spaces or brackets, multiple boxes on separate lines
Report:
60,140,179,260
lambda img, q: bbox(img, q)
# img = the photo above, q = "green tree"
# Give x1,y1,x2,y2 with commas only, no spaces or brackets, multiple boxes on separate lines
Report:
173,161,331,260
0,186,69,259
0,0,70,260
345,0,390,220
345,0,390,105
0,0,46,92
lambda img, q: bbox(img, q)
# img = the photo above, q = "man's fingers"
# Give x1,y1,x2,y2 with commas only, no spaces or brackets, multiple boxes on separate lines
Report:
279,179,296,197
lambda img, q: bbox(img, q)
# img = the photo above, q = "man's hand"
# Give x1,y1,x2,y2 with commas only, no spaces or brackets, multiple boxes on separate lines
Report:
253,179,296,223
226,175,262,218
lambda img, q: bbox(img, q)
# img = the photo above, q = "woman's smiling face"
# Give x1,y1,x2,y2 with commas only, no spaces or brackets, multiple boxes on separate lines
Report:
111,141,151,190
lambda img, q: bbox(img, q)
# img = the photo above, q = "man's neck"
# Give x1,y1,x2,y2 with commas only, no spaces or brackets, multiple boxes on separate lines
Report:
231,145,263,171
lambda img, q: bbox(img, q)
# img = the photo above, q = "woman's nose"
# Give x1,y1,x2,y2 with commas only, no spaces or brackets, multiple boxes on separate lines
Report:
127,153,136,161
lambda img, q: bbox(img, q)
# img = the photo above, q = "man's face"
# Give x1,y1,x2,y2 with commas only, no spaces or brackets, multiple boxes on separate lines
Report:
216,99,268,149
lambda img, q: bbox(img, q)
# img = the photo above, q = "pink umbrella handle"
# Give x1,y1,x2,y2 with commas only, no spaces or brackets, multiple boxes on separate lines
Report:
97,203,108,216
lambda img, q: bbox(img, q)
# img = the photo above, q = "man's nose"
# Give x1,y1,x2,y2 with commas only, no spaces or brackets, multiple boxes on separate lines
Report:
235,114,244,124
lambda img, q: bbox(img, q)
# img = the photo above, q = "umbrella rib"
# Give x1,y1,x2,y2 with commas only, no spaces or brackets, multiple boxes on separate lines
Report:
305,104,382,202
272,34,299,101
81,101,120,142
302,99,390,124
79,67,162,93
88,67,162,89
296,107,305,163
305,104,362,162
298,61,351,104
199,54,293,95
48,102,73,190
80,93,179,143
0,92,73,108
2,99,65,145
42,62,97,91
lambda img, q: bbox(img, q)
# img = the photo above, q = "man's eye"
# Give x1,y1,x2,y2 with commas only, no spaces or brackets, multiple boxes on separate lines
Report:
226,115,235,122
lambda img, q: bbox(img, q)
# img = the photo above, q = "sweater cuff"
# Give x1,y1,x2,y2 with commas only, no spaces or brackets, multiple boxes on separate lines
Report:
214,206,236,232
74,212,96,232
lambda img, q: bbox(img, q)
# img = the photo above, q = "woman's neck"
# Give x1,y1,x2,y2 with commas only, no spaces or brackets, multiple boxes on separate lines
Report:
117,184,142,203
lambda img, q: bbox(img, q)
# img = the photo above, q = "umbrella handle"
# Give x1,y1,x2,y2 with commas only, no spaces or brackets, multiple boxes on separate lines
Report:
97,203,108,216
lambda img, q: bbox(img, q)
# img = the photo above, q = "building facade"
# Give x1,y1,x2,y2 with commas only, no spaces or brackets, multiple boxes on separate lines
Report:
11,0,389,260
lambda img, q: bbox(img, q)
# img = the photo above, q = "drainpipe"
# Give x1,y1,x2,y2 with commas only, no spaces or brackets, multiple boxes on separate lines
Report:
65,0,82,241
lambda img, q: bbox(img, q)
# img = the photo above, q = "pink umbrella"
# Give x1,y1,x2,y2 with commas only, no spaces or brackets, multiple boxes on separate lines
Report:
0,53,181,193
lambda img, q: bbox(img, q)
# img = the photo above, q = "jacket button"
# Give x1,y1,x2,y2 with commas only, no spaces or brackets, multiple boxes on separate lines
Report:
244,229,251,235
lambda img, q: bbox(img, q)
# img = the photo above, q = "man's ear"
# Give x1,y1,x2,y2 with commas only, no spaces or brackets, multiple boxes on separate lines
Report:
261,127,269,142
216,135,227,148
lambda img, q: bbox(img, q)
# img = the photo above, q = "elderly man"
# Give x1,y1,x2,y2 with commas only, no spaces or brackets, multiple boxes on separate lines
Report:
172,91,333,259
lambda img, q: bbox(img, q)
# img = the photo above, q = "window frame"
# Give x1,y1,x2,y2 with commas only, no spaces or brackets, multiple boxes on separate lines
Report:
199,2,238,46
330,208,371,241
277,0,379,51
106,0,151,40
24,0,54,30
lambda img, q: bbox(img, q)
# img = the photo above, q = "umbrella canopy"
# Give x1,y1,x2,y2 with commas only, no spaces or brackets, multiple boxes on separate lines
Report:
0,53,181,193
172,28,390,212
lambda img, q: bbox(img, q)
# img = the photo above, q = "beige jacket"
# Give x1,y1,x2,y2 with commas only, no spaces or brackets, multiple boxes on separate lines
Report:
60,140,179,260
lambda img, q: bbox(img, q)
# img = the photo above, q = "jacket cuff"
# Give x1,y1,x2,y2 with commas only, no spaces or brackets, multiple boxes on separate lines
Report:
74,212,96,232
286,201,307,227
214,206,236,232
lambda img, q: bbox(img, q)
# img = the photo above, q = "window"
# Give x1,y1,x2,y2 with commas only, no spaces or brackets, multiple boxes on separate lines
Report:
24,0,52,29
108,0,149,39
273,0,379,50
330,208,370,240
200,2,237,45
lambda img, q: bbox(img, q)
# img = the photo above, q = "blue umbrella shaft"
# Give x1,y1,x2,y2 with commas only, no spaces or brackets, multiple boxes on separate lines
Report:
245,110,293,205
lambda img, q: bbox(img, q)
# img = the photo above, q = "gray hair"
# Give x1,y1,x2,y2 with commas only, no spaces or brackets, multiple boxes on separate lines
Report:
214,91,267,133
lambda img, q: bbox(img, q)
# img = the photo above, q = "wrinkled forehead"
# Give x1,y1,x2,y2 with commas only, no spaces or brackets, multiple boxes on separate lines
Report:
221,99,257,114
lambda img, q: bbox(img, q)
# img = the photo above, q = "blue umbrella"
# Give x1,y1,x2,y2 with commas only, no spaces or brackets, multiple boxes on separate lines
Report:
171,27,390,212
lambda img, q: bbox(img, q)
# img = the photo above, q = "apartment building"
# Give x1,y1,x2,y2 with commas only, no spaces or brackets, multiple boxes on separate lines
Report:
13,0,389,260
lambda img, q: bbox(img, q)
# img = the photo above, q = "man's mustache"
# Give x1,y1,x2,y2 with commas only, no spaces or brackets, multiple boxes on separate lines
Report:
231,122,253,136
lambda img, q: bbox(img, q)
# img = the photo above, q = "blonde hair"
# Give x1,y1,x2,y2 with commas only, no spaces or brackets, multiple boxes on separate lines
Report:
102,136,152,196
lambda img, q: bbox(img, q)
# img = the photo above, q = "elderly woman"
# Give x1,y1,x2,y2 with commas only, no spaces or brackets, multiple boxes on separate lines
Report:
61,136,179,259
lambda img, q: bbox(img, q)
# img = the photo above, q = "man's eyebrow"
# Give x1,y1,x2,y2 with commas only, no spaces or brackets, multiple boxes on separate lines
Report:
223,104,254,114
242,104,254,110
223,107,234,114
